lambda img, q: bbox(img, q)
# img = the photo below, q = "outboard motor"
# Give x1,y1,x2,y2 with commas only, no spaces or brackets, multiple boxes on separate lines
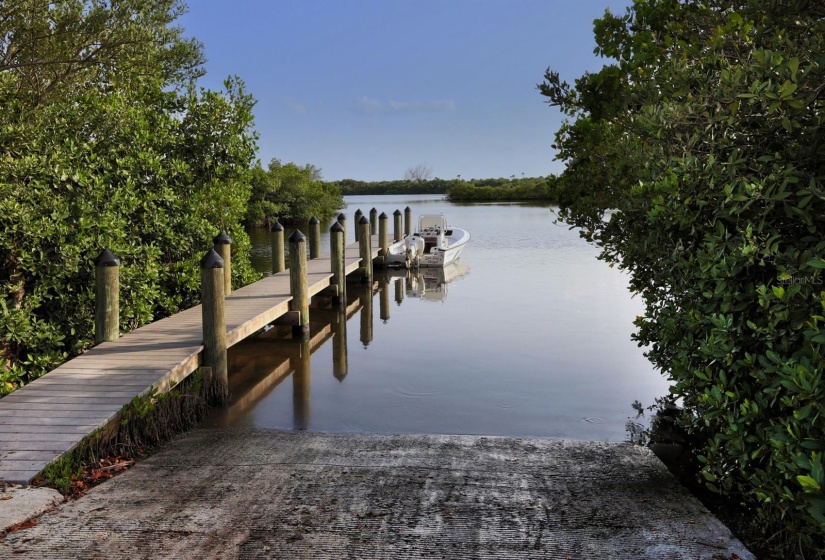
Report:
405,235,425,258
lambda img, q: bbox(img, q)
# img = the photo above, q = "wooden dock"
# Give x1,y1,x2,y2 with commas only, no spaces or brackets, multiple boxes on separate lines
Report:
0,237,382,484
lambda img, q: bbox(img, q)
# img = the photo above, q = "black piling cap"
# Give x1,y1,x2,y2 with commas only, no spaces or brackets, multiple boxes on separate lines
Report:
337,213,346,223
405,206,411,212
354,209,363,216
289,229,307,243
370,207,377,213
309,216,320,225
213,231,232,245
95,248,120,267
358,215,369,225
393,209,402,216
200,249,224,269
379,212,387,219
271,220,284,232
330,221,344,233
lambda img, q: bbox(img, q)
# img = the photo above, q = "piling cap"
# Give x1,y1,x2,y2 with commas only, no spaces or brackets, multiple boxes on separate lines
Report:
200,248,224,269
309,216,320,225
95,248,120,267
337,213,346,222
289,229,307,243
271,221,284,232
393,209,402,216
370,207,377,213
358,215,369,225
405,206,411,212
213,231,232,245
379,212,388,219
354,209,363,216
330,222,344,233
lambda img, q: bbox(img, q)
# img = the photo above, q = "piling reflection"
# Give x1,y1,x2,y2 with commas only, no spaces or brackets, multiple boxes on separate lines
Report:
332,307,348,382
292,338,311,429
204,262,470,431
394,276,404,305
379,276,391,323
359,280,373,347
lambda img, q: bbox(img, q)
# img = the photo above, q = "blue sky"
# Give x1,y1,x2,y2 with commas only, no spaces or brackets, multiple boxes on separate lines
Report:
179,0,632,182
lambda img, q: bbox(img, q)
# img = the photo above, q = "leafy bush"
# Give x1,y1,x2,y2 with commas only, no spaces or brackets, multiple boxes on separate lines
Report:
0,1,259,394
245,159,344,226
540,0,824,554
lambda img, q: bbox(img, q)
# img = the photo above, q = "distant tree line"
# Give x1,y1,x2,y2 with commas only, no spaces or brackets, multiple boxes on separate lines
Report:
335,178,453,195
335,176,557,201
446,176,558,202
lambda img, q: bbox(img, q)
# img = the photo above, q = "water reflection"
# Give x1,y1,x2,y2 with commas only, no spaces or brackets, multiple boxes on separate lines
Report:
359,281,374,348
404,260,469,303
292,338,311,429
204,266,467,430
222,196,670,441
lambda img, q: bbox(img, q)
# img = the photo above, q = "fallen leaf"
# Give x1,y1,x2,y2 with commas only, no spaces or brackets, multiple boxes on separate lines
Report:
4,519,37,535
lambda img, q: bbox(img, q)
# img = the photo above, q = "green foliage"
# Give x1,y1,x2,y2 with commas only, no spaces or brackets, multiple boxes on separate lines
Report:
336,177,453,195
337,176,555,198
447,177,557,202
541,0,825,554
0,1,259,392
245,158,344,226
38,453,84,495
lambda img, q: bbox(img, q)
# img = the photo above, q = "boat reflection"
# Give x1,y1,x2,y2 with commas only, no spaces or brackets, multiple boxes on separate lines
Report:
204,262,470,430
400,260,470,303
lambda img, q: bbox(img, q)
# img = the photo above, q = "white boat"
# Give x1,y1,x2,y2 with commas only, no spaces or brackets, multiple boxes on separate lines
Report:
384,214,470,268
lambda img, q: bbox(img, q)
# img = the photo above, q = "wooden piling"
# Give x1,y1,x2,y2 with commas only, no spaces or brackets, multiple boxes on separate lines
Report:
358,215,372,281
94,249,120,344
213,232,232,295
354,209,363,241
330,221,346,306
393,209,403,242
378,212,389,265
336,213,347,245
289,230,310,338
404,206,413,236
271,221,285,274
200,249,228,399
308,216,321,259
369,208,378,234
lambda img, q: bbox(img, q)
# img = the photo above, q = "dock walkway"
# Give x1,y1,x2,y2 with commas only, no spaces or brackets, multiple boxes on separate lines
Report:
0,237,381,484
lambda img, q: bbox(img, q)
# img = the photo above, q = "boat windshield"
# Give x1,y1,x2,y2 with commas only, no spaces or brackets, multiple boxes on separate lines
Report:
418,215,447,231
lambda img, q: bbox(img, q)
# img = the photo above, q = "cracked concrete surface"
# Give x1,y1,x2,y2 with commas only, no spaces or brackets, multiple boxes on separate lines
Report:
1,428,753,559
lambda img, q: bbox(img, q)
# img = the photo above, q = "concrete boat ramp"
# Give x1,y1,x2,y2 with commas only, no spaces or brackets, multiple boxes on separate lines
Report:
1,428,753,559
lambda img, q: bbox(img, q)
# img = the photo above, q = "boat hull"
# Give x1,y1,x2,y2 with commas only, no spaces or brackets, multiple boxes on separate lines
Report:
382,222,470,269
418,228,470,268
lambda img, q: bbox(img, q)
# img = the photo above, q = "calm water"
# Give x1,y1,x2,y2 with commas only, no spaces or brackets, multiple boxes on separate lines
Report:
205,194,670,441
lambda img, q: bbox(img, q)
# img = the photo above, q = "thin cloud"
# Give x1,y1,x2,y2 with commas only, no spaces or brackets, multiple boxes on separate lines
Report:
355,96,456,114
389,99,456,112
286,98,306,115
357,96,383,114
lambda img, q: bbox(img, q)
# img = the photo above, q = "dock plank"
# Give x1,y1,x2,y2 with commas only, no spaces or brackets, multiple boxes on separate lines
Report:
0,237,381,483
